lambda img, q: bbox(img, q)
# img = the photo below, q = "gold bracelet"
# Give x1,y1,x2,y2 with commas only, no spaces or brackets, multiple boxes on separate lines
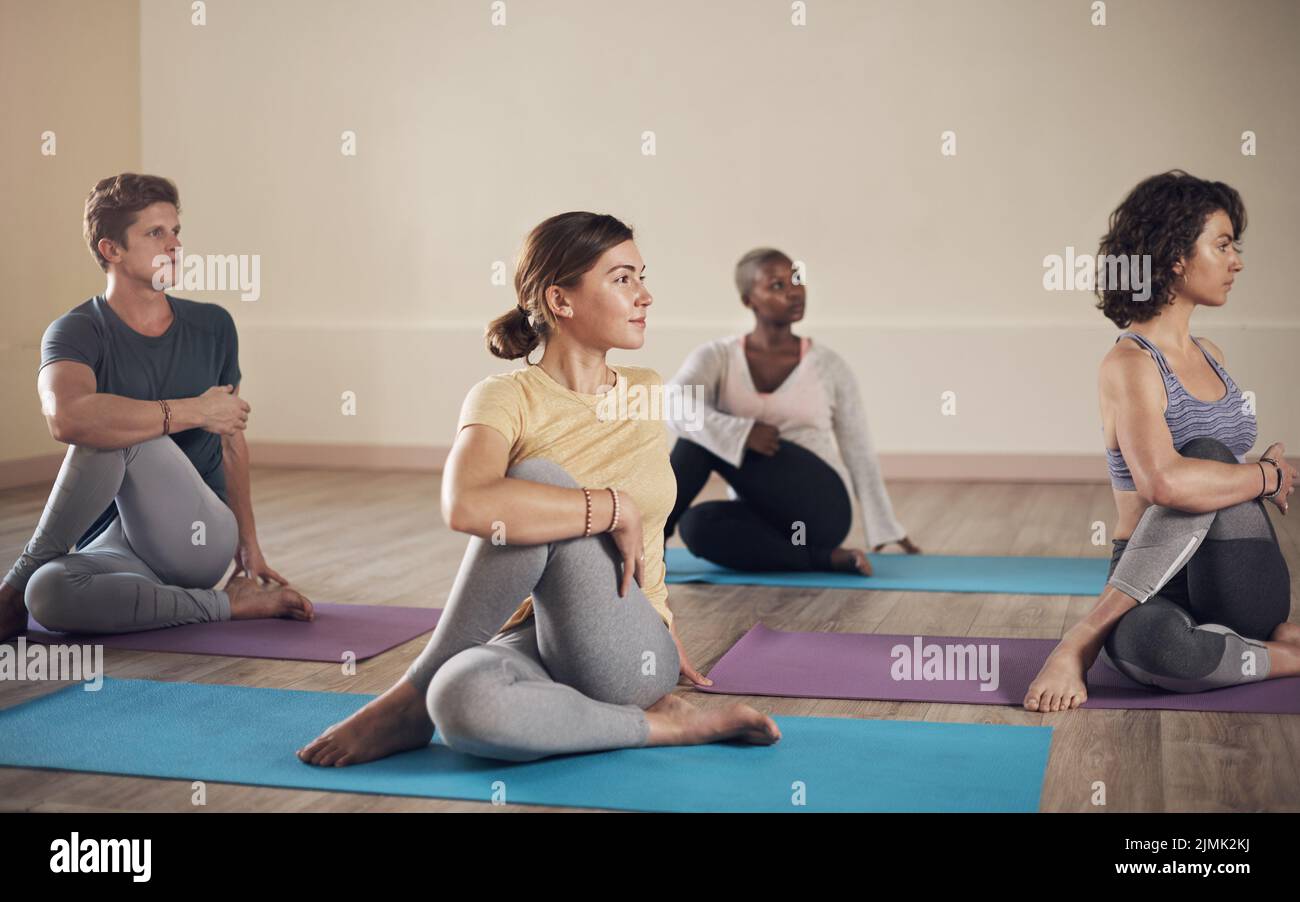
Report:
581,487,593,537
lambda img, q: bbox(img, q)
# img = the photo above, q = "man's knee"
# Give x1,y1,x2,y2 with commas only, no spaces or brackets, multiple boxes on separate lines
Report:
1178,436,1236,463
25,561,80,632
506,457,578,489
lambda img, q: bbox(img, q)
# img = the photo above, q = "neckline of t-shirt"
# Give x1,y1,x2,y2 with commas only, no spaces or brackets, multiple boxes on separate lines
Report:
97,294,180,344
736,333,813,395
527,361,625,405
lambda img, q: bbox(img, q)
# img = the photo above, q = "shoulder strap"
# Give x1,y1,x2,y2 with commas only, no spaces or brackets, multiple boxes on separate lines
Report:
1115,331,1171,376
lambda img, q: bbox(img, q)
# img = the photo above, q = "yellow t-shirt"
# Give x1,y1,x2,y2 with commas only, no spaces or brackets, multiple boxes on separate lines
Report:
455,362,678,632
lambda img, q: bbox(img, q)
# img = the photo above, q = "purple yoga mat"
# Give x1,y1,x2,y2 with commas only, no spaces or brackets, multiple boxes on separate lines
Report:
698,623,1300,714
23,604,441,662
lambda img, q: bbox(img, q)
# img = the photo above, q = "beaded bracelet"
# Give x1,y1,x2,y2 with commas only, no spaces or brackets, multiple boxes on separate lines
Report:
581,487,593,536
606,487,620,532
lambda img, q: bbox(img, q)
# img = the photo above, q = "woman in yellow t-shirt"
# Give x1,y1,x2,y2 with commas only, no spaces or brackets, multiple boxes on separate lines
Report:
299,212,780,765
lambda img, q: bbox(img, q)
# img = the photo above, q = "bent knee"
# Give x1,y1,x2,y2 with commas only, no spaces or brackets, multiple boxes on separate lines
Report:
425,649,511,748
1178,436,1237,464
25,562,82,632
506,457,578,489
677,503,720,547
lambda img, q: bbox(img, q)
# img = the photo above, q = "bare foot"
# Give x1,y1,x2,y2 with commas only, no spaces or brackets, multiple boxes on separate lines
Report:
643,693,781,748
1024,643,1089,712
1262,632,1300,678
1270,621,1300,646
873,537,922,555
829,547,873,575
298,678,435,767
224,575,315,622
0,582,27,642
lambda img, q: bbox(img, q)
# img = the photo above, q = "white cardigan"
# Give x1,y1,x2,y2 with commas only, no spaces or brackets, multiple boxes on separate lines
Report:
664,335,907,548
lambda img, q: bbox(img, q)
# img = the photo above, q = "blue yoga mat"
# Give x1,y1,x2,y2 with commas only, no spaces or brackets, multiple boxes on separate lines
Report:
0,678,1052,812
665,547,1109,596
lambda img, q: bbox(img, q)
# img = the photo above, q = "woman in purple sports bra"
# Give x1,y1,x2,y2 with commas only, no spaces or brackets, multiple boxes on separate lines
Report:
1025,170,1299,711
663,248,920,575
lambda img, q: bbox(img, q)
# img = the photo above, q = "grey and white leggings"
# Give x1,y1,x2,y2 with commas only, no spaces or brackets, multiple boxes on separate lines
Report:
3,437,237,633
405,457,680,762
1101,437,1292,692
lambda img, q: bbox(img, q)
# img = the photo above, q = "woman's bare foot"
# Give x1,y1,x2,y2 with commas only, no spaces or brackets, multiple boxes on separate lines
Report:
1024,642,1090,712
224,575,315,621
873,537,922,555
0,582,27,641
1270,620,1300,646
298,678,435,767
1262,633,1300,678
829,547,873,575
643,693,781,748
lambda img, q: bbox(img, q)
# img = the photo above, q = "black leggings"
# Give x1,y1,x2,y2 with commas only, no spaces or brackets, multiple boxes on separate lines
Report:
1101,437,1292,692
665,437,852,572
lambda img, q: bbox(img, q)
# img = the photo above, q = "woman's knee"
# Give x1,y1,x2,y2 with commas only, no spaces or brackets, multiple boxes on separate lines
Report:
670,437,713,468
506,457,578,489
425,648,529,759
1178,436,1236,463
677,504,722,554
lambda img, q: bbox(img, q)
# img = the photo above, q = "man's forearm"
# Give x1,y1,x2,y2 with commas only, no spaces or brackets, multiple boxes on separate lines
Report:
54,394,204,450
221,431,258,544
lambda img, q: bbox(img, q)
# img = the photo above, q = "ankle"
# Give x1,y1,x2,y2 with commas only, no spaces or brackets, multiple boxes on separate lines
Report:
0,581,22,608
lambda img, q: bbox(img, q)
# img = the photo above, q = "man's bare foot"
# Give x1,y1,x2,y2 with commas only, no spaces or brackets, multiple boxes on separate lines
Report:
298,678,435,767
224,575,315,621
0,582,27,642
829,547,873,575
1024,643,1090,712
643,693,781,748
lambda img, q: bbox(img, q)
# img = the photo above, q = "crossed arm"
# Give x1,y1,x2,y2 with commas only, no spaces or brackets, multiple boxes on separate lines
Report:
36,359,285,584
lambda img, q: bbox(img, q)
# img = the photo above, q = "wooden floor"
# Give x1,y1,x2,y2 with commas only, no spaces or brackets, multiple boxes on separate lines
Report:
2,467,1298,813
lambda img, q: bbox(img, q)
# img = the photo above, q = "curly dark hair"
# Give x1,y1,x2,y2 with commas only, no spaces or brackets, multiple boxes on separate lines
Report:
1095,170,1246,328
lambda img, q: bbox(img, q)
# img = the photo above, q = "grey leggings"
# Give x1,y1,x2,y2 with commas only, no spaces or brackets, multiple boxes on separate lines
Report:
3,437,236,633
1100,437,1292,691
405,457,680,762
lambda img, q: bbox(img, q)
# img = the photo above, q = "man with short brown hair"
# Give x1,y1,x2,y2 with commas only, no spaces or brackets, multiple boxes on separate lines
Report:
0,173,313,640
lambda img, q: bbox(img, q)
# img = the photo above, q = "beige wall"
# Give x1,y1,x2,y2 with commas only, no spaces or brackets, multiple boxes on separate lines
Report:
0,0,141,463
4,0,1298,475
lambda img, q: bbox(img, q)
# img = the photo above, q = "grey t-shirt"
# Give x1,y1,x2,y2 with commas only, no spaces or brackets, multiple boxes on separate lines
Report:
39,294,242,549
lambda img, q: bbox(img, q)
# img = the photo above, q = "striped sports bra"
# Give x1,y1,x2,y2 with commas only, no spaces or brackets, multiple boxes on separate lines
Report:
1105,331,1256,491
